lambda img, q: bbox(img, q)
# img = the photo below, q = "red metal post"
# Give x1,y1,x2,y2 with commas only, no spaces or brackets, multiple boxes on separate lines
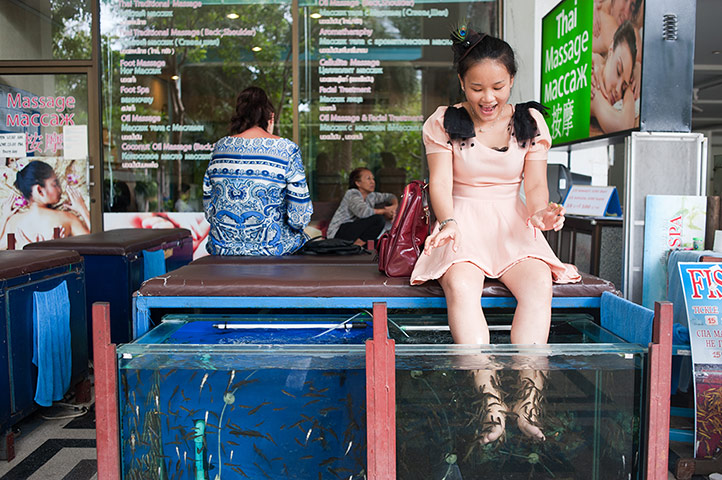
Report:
366,302,396,479
93,302,120,480
646,301,673,480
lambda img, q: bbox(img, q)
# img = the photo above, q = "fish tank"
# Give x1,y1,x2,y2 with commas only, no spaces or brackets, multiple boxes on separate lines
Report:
392,315,646,480
117,314,371,480
116,312,645,480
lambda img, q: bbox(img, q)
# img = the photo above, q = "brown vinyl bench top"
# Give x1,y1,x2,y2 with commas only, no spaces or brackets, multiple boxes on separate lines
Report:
137,261,616,298
24,228,191,256
0,249,82,280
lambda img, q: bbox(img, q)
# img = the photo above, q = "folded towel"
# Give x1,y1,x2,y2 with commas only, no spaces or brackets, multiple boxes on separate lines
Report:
143,248,166,281
600,291,654,346
32,280,72,407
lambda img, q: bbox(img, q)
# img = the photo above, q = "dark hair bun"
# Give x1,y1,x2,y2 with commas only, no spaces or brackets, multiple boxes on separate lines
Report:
229,86,275,135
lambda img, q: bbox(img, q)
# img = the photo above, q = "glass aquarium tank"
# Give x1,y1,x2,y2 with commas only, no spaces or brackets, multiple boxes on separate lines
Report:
116,314,371,480
391,314,646,480
116,312,645,480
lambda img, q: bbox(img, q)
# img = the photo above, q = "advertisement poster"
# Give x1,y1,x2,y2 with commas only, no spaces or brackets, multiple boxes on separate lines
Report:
678,262,722,458
642,195,706,309
104,211,210,259
0,156,90,249
541,0,644,144
1,81,90,250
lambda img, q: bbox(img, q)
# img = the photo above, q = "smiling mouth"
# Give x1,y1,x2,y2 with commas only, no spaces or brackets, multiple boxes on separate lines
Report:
479,104,497,115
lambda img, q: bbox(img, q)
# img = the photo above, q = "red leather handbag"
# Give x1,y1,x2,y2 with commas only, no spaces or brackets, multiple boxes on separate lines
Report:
377,180,430,277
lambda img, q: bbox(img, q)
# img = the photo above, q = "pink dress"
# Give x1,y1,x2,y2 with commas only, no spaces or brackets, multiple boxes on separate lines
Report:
410,105,581,285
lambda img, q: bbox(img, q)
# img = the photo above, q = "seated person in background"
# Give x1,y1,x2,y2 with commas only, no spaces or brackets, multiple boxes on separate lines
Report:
203,86,313,255
590,21,638,134
327,167,398,246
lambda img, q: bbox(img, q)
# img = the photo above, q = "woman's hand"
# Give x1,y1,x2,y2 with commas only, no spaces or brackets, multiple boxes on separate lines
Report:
423,221,460,254
382,204,396,220
528,202,566,231
1,195,19,218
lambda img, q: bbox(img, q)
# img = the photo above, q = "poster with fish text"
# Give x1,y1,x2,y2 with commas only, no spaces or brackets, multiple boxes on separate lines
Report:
678,262,722,458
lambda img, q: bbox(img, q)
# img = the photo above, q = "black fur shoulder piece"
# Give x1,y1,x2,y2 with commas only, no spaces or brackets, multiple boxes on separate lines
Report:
443,105,475,140
513,101,549,146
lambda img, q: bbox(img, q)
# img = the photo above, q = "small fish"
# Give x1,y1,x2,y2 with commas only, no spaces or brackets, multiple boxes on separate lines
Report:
248,402,270,415
228,429,266,438
230,465,249,478
254,420,265,428
300,455,314,460
272,407,288,412
253,443,271,466
344,441,353,456
199,373,209,395
320,456,340,467
320,407,340,415
280,389,296,398
253,461,272,479
230,379,259,390
304,398,321,408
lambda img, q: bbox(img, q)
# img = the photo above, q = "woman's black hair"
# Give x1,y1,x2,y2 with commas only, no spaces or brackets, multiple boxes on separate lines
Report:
14,160,56,200
348,167,370,190
612,21,637,65
450,28,517,79
229,86,275,135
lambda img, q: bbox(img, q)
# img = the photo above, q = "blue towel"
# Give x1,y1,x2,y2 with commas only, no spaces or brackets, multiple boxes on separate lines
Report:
32,280,72,407
600,291,654,346
143,248,167,281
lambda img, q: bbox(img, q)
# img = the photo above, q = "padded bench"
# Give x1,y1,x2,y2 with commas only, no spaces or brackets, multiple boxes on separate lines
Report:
0,250,87,449
25,228,193,346
133,257,618,337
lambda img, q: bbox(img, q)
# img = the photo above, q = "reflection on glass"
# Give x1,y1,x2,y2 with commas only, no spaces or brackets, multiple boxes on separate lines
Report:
100,0,293,217
0,74,90,249
299,1,498,202
118,318,369,479
395,318,645,480
0,0,92,60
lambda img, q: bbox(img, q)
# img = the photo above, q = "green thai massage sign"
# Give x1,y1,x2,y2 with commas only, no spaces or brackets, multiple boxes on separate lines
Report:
541,0,593,144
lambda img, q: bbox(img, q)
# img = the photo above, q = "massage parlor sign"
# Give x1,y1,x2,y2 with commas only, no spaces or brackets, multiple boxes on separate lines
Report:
0,87,90,250
678,262,722,458
540,0,644,145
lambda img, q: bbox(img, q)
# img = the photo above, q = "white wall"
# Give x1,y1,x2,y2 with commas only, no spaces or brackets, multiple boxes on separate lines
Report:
504,0,609,186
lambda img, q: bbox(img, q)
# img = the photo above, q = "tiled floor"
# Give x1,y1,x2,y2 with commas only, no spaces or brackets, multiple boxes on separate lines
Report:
0,403,97,480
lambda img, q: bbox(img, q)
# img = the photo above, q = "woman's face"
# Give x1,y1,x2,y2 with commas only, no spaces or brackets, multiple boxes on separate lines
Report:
603,43,634,106
354,170,376,195
459,59,514,123
34,174,62,205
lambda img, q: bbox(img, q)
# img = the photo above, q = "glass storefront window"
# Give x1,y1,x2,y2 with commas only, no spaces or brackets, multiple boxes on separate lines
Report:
0,73,91,248
0,1,93,60
99,0,498,258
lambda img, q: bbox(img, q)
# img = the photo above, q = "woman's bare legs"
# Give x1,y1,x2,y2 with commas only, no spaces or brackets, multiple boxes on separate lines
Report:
439,262,505,444
499,258,553,441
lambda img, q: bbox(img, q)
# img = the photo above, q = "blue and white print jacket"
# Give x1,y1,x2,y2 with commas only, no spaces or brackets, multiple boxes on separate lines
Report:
203,136,313,255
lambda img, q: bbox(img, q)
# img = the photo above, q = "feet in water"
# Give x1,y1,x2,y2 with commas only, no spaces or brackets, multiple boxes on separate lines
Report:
475,373,506,444
511,373,546,441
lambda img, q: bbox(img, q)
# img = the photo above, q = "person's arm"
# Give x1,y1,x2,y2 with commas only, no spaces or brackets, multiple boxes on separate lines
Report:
590,86,636,133
66,185,91,231
346,190,375,219
423,151,459,253
285,145,313,231
524,109,565,232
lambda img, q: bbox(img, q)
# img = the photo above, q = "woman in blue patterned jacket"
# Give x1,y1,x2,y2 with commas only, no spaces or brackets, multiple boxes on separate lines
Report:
203,86,313,255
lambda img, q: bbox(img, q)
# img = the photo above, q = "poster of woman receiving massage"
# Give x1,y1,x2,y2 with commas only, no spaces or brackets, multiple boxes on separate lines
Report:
541,0,644,145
